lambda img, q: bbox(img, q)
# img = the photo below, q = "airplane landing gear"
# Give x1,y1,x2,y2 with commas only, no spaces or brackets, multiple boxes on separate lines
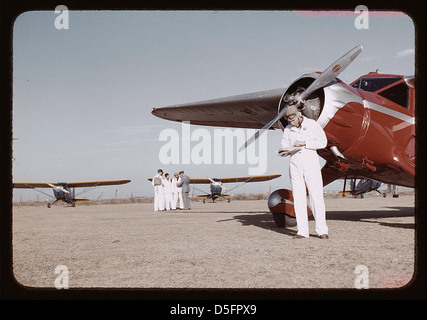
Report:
272,213,297,228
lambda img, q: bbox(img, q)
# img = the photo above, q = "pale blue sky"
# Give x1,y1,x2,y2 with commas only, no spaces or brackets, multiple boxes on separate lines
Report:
12,10,415,201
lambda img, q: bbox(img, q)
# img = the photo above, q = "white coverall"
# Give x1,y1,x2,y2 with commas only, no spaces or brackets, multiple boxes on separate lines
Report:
171,177,184,209
163,178,173,210
281,116,328,237
152,173,165,211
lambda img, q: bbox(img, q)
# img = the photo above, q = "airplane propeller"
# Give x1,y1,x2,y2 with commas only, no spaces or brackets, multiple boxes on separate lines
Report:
47,183,70,194
207,177,227,191
239,45,363,152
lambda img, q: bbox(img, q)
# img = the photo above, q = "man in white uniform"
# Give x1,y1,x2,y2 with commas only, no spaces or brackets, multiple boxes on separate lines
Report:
279,106,329,239
171,172,184,210
163,173,173,210
152,169,165,211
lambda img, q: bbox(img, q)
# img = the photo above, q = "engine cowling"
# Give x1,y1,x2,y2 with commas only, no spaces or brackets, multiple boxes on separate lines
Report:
277,73,325,130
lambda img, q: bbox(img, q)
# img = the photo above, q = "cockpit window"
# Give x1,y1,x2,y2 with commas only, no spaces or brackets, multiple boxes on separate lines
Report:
351,76,409,108
378,82,409,108
351,77,401,92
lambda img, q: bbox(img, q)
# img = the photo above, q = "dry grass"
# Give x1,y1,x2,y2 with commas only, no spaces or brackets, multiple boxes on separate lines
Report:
11,193,415,291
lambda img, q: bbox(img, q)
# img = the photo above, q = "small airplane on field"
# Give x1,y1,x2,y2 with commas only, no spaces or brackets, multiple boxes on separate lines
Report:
13,180,131,207
148,174,281,203
338,178,400,198
191,174,281,203
338,177,384,198
151,45,415,227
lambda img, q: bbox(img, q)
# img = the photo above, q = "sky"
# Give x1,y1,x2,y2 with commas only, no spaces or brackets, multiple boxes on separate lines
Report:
12,9,415,201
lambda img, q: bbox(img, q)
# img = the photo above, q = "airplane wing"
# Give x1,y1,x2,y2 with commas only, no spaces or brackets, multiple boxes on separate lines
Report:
65,180,131,188
148,177,213,184
218,174,281,184
151,89,284,129
189,178,213,184
13,182,54,189
189,174,281,184
13,180,131,188
148,175,280,184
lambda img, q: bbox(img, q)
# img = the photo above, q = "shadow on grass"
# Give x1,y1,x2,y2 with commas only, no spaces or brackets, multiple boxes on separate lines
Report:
230,206,415,234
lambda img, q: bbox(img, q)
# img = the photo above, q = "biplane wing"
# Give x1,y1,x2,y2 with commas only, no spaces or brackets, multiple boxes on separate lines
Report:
13,180,131,188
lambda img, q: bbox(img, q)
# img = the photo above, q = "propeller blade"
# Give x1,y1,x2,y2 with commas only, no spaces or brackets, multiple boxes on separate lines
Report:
47,183,70,194
237,112,287,152
207,177,227,190
298,44,363,102
238,100,294,152
238,45,363,151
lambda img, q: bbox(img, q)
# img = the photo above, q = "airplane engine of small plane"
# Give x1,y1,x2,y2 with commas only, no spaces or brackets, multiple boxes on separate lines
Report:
52,188,67,200
277,74,325,129
210,182,222,195
49,182,75,207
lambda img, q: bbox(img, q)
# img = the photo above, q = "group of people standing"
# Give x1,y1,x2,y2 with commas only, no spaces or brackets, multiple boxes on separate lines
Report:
152,169,191,211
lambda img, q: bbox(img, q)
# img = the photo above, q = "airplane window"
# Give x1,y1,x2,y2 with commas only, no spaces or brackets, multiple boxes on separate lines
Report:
359,77,401,92
378,82,409,109
351,76,409,108
351,79,361,89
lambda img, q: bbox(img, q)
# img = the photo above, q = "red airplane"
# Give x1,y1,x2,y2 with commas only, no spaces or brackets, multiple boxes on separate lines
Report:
151,45,415,227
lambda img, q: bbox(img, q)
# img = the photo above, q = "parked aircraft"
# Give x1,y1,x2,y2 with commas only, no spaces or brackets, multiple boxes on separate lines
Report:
151,45,415,227
339,178,400,198
339,178,384,197
13,180,131,207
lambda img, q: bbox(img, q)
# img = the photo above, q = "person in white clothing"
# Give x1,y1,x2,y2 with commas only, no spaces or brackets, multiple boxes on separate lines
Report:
163,173,173,210
170,173,177,210
152,169,165,211
172,172,184,210
279,105,329,239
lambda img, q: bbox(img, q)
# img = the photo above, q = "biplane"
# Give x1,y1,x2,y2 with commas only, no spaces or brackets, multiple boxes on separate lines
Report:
13,180,131,207
148,174,281,203
151,45,415,227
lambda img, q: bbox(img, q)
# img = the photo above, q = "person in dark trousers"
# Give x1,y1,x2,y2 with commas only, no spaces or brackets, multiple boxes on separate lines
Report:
177,171,191,210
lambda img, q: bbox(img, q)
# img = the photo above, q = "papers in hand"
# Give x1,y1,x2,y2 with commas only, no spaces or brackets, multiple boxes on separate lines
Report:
277,147,301,157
